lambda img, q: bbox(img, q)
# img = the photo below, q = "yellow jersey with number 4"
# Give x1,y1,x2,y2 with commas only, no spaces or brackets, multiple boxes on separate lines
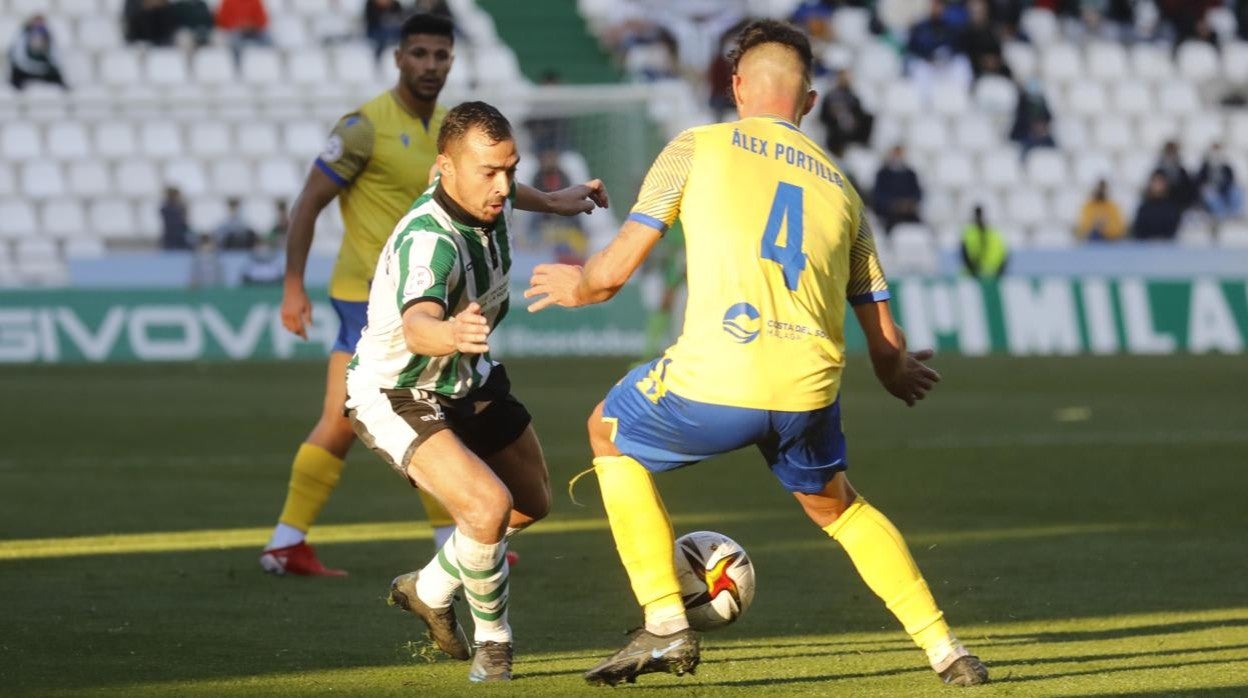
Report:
627,116,890,412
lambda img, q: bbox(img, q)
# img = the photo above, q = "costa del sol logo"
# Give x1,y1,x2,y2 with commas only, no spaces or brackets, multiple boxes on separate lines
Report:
722,303,761,344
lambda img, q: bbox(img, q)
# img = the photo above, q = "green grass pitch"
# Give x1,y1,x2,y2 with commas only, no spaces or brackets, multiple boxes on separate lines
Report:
2,355,1246,696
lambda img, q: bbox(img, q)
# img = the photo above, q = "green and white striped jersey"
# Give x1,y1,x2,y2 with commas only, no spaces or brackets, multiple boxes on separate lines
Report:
348,181,515,397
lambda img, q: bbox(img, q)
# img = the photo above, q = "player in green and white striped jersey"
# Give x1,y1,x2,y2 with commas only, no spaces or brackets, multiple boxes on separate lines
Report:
345,102,607,683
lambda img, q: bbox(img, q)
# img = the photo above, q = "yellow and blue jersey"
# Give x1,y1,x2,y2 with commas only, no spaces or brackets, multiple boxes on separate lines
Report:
628,116,889,412
315,91,446,302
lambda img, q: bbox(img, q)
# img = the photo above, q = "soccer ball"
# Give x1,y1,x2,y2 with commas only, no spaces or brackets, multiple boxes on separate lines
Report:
674,530,756,631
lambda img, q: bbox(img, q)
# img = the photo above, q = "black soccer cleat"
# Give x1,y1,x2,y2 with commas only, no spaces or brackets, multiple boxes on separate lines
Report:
388,571,471,661
584,627,700,687
468,641,513,682
938,654,989,686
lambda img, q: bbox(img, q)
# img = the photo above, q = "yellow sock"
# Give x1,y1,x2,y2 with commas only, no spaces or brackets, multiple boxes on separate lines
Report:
593,456,686,632
277,443,345,532
418,489,455,528
824,498,960,668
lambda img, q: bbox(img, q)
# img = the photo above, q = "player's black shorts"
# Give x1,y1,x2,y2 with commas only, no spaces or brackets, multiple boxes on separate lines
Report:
346,364,532,483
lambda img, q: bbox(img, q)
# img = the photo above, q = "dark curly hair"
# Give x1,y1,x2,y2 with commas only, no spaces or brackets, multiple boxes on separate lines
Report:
437,101,513,154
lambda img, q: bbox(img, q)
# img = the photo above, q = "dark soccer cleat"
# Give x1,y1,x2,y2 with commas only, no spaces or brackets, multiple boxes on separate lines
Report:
468,641,513,682
939,655,989,686
388,572,471,661
583,627,700,687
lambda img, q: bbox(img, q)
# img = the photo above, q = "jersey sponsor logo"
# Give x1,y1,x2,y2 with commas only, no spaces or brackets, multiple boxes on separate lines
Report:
404,266,435,297
320,134,344,163
722,302,761,344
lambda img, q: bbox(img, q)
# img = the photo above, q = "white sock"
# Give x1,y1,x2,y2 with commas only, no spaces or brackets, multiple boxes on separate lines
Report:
267,523,305,550
644,611,690,637
433,524,455,549
416,530,463,608
455,532,511,644
929,638,969,673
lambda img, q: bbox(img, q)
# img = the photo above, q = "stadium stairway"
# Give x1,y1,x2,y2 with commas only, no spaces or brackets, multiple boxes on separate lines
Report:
476,0,620,84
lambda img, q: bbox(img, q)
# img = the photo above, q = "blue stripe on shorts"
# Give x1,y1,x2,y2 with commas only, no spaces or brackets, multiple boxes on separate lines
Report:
330,298,369,354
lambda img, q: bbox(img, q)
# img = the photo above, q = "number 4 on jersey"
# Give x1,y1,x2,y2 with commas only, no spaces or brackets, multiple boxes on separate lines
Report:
760,182,806,291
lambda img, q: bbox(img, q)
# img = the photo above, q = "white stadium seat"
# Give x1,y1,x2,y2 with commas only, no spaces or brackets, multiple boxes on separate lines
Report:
88,199,137,239
100,49,142,88
1112,80,1153,115
192,47,235,85
1031,227,1075,249
973,74,1018,114
833,7,871,47
979,149,1022,189
1131,44,1175,83
115,161,162,198
1116,151,1157,191
1223,41,1248,85
1024,149,1067,189
241,49,284,86
1176,41,1220,83
952,114,996,152
65,238,107,259
1002,40,1037,79
1086,41,1129,83
1020,8,1059,46
21,162,67,199
1136,115,1180,151
210,161,256,197
0,199,38,239
242,197,279,232
289,0,331,16
1091,115,1134,153
236,123,280,158
1229,113,1248,151
67,161,112,197
256,159,302,197
189,197,228,232
932,85,969,116
889,224,938,275
1073,152,1115,188
1066,80,1107,117
41,199,88,238
140,121,185,159
1053,116,1089,150
1041,44,1082,84
16,240,60,266
331,44,377,83
882,82,923,116
1177,225,1214,247
284,121,326,159
1157,81,1201,116
1183,113,1225,153
288,49,331,86
1218,223,1248,248
145,48,188,86
906,118,950,153
934,153,975,189
163,159,209,197
94,121,138,160
2,122,44,161
854,41,902,84
0,164,14,196
1006,190,1048,228
270,16,310,49
1050,187,1086,227
76,16,122,51
46,122,92,161
188,122,233,158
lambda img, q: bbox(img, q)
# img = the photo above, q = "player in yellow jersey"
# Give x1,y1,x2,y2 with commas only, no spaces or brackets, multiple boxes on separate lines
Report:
526,20,989,688
264,13,608,576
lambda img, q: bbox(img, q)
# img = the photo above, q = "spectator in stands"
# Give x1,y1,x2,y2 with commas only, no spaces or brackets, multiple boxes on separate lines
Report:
7,15,67,90
159,187,192,250
526,71,571,153
708,20,749,120
215,198,258,250
1009,78,1056,157
985,0,1024,38
189,232,223,288
1155,0,1219,43
1197,143,1245,222
124,0,178,46
269,198,290,242
1076,179,1127,242
241,237,284,285
1132,172,1183,241
872,145,924,233
960,205,1009,278
365,0,407,60
215,0,271,60
1238,0,1248,41
174,0,215,47
961,0,1010,80
818,68,874,157
906,0,973,98
1155,140,1196,208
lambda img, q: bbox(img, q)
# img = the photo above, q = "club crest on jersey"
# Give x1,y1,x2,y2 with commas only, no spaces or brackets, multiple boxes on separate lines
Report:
405,266,434,296
320,134,344,163
722,302,761,344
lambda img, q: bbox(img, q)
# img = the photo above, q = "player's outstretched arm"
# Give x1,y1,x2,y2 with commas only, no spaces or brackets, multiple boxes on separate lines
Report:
525,219,661,312
514,180,609,216
402,301,491,356
852,301,941,407
281,167,341,339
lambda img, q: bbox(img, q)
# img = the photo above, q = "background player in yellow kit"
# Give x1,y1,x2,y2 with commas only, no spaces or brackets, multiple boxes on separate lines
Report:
264,13,608,576
525,20,989,688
